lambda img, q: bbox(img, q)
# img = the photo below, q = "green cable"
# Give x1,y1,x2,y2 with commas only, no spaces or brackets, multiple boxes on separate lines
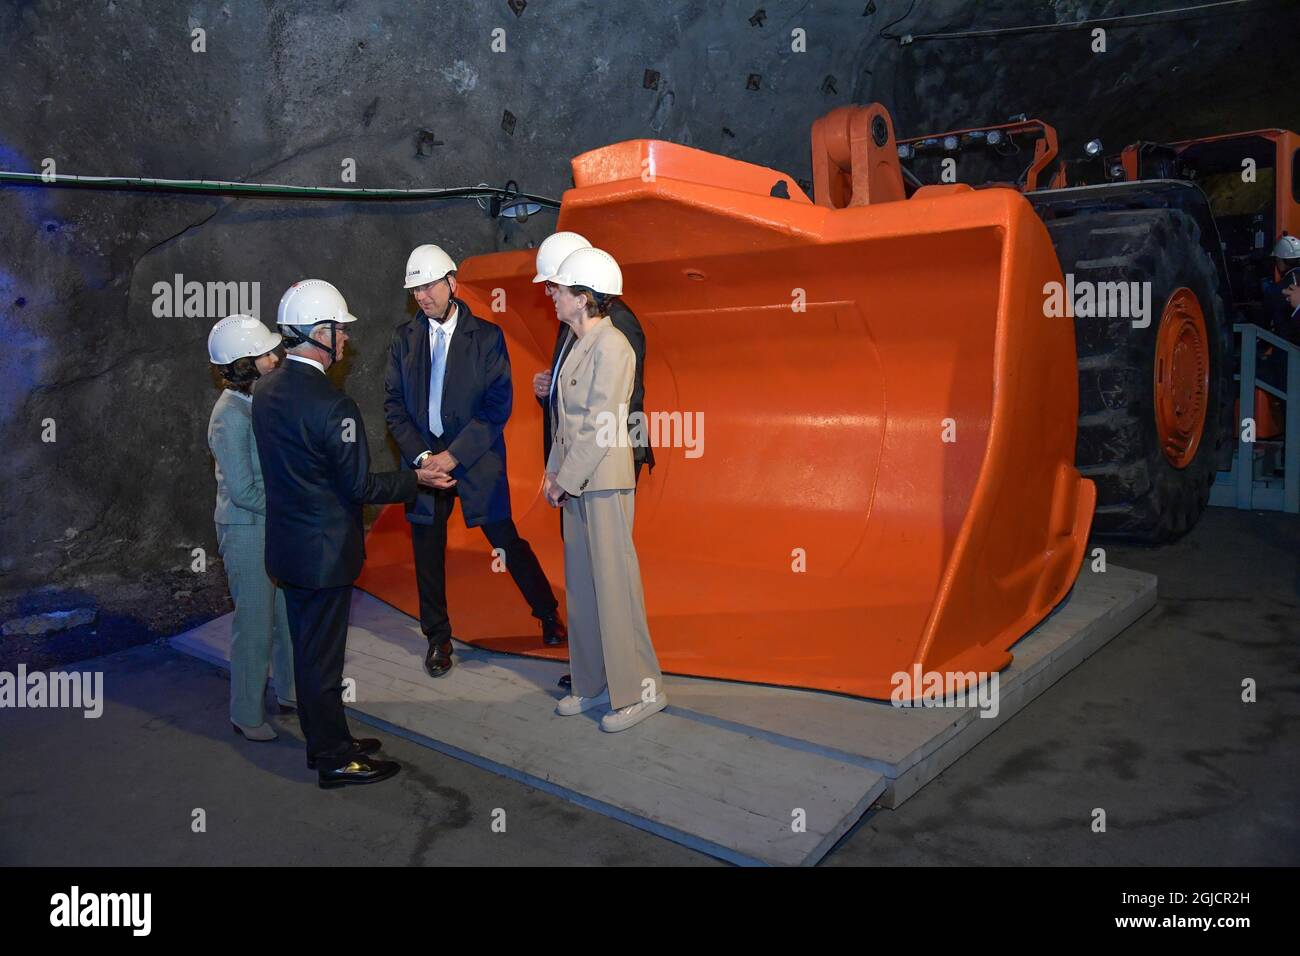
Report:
0,170,560,207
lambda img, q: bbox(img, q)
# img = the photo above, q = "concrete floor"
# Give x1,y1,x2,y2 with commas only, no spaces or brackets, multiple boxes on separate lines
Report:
1,507,1296,866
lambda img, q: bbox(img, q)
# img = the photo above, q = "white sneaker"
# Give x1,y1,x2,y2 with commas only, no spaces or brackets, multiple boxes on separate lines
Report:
599,693,668,733
555,688,610,716
231,720,277,742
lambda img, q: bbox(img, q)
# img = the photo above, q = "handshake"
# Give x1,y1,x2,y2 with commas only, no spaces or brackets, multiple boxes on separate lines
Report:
415,450,458,490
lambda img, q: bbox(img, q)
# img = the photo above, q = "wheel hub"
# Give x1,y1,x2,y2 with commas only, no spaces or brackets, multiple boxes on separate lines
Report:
1154,287,1209,469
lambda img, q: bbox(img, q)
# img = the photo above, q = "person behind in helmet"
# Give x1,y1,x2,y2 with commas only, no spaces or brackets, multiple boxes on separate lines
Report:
531,231,655,483
1273,235,1300,278
384,244,567,680
1256,267,1300,393
542,247,667,733
252,279,449,789
1264,235,1300,338
206,315,296,742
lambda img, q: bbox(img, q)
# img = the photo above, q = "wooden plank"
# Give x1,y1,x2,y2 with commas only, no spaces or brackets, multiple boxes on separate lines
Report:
172,602,885,867
170,563,1155,859
358,697,881,865
335,643,862,822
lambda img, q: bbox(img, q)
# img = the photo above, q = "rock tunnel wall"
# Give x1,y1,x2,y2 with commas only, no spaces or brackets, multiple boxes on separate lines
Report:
1,0,1295,603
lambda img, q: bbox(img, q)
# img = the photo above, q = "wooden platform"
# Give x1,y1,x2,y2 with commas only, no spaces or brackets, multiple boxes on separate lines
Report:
171,565,1156,865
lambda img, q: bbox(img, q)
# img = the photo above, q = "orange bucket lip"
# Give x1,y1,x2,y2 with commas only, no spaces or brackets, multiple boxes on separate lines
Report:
358,135,1094,701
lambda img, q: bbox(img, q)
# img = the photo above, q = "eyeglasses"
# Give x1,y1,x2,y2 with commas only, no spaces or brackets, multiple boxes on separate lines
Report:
410,278,449,295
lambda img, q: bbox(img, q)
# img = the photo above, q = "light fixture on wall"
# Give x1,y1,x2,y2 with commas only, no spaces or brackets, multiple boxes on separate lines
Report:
491,180,542,222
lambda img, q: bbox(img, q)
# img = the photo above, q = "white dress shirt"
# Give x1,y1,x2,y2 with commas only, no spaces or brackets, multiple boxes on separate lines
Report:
286,354,326,374
417,304,459,464
428,304,458,359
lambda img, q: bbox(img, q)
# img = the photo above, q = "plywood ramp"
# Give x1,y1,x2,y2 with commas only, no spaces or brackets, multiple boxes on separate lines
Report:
172,565,1155,865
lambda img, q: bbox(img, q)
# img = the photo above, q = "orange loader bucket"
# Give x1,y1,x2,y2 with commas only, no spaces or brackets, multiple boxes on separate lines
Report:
357,136,1095,700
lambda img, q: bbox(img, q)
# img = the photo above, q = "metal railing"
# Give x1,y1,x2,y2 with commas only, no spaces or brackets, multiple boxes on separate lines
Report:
1210,323,1299,513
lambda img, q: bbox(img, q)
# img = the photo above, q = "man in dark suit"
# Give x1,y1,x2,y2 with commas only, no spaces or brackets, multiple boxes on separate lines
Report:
384,244,565,680
253,278,447,789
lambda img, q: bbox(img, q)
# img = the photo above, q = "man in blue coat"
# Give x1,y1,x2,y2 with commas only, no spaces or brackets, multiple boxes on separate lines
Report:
384,244,565,679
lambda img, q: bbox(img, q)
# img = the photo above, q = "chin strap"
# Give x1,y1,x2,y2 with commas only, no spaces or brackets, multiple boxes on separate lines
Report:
282,323,338,362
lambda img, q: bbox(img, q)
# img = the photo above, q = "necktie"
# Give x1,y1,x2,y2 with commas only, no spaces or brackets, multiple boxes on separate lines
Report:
429,325,447,437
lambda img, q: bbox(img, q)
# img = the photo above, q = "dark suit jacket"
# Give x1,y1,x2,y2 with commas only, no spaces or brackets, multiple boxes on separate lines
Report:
251,358,417,589
1274,296,1300,347
383,298,514,527
540,299,654,471
1262,280,1293,342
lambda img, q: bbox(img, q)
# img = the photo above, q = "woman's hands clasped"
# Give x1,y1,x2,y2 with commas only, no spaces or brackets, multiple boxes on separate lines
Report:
542,472,568,508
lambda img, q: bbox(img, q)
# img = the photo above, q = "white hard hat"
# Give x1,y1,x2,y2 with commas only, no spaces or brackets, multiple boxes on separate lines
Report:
1273,235,1300,260
533,231,591,283
404,244,457,288
276,279,358,328
546,247,623,296
208,315,281,365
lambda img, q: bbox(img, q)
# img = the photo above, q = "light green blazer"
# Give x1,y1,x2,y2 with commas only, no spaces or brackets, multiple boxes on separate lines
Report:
208,389,266,526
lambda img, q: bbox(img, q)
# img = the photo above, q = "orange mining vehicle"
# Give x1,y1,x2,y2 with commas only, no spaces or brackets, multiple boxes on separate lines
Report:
901,115,1300,534
1108,128,1300,446
357,103,1096,700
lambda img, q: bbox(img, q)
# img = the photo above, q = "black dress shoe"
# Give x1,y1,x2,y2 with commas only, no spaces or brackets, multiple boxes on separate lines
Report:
317,755,401,790
424,640,454,678
542,615,568,647
307,737,381,770
558,673,572,690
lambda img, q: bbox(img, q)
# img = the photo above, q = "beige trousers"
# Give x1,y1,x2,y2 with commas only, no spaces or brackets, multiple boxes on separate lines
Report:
562,488,663,709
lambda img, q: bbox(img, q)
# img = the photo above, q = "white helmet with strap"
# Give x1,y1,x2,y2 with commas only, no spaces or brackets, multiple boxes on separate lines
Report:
546,247,623,296
207,315,281,365
404,244,457,288
533,231,591,283
276,279,357,362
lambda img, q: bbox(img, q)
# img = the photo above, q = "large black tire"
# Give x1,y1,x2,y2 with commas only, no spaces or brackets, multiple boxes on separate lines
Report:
1044,208,1233,544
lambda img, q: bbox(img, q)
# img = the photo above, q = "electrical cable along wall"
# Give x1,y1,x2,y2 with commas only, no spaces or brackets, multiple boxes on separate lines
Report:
0,169,558,209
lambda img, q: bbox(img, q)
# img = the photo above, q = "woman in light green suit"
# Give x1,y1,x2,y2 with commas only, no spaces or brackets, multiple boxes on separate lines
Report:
207,315,296,741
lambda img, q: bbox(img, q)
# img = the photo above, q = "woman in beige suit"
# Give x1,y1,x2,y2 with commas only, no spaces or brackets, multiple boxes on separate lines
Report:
542,248,666,732
207,315,296,742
